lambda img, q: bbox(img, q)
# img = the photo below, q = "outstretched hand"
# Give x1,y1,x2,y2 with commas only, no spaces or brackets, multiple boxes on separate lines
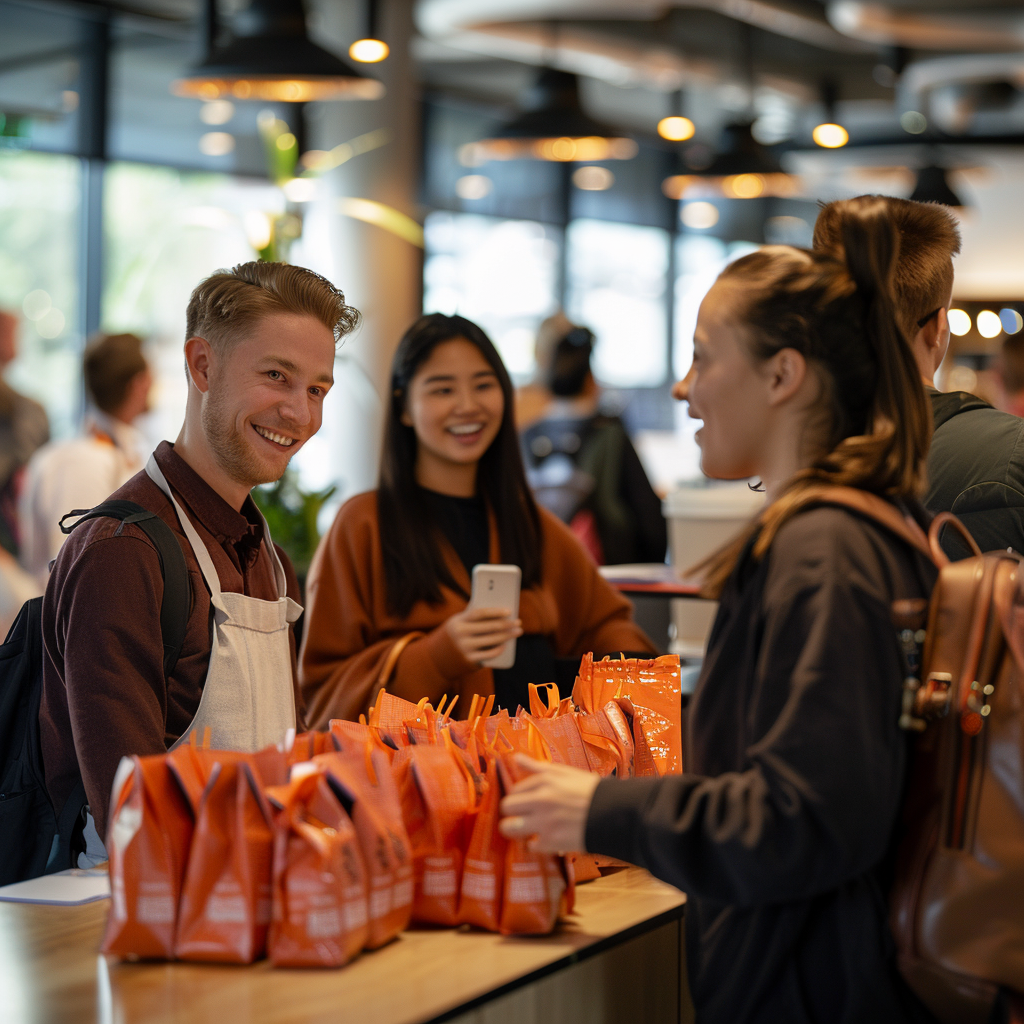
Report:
499,754,601,854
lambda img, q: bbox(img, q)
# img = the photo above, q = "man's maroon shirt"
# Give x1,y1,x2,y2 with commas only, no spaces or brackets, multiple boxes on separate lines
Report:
39,440,304,838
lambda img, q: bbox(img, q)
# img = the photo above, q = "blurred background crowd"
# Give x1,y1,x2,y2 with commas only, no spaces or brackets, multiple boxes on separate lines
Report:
2,0,1024,641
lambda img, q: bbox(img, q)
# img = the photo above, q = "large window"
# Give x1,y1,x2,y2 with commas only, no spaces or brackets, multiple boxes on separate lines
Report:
0,150,81,437
422,211,560,381
565,219,670,389
102,162,282,450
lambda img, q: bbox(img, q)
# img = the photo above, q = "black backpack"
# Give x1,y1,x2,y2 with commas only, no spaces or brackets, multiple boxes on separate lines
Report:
0,500,189,885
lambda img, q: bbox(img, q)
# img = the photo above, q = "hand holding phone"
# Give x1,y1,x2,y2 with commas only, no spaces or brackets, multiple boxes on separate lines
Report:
464,563,521,670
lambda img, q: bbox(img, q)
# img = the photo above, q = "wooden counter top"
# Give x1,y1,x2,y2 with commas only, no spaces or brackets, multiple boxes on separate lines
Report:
1,868,685,1024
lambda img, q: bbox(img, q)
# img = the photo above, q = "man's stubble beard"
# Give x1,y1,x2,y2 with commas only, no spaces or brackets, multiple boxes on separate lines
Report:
202,380,287,491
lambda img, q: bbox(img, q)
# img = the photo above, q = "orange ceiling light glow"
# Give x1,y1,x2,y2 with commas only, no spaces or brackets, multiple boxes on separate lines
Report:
173,0,384,102
658,116,695,142
662,172,799,201
473,69,636,164
812,122,849,148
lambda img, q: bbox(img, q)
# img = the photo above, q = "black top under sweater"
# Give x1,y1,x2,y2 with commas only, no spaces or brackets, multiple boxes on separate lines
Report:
584,503,940,1024
423,488,556,712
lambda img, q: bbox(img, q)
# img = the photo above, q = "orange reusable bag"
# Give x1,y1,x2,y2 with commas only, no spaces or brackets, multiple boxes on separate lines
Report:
496,754,572,935
575,709,626,777
102,754,193,960
266,769,369,968
528,712,591,770
174,760,276,964
316,745,413,948
610,696,659,778
458,756,506,931
287,731,338,763
575,653,683,775
407,744,475,926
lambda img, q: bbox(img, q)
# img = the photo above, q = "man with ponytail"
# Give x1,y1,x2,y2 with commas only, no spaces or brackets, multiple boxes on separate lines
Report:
498,198,940,1023
815,195,1024,560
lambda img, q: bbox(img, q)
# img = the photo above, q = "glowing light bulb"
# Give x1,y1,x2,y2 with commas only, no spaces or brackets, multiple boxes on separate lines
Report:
726,173,764,198
947,309,971,336
682,202,719,230
658,116,695,142
349,38,389,63
572,166,614,190
977,310,1002,339
812,123,849,148
1000,308,1023,335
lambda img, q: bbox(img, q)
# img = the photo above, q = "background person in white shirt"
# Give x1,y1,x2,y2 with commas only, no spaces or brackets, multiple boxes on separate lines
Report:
19,332,153,585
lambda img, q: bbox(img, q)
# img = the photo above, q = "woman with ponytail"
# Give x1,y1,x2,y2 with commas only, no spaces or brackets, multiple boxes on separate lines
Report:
501,198,939,1023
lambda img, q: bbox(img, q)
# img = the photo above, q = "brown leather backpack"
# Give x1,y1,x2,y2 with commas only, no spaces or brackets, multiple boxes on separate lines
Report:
809,486,1024,1024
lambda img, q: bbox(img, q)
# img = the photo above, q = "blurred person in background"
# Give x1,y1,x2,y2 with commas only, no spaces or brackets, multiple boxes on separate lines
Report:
995,331,1024,419
19,332,153,586
300,313,655,727
815,195,1024,559
520,322,667,565
514,310,574,428
0,309,49,557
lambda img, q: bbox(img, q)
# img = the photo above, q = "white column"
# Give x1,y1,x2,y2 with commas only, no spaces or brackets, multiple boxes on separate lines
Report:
294,0,421,504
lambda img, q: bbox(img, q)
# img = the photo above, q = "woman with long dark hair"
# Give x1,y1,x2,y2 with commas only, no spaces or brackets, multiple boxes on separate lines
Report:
300,313,654,726
501,198,940,1023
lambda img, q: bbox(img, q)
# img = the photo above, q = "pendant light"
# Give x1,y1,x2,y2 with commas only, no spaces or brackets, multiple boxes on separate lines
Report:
466,68,636,164
909,165,965,208
349,0,389,64
663,122,799,200
173,0,384,103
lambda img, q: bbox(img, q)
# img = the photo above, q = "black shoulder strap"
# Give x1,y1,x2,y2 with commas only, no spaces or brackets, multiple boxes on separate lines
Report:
59,501,189,678
930,390,992,431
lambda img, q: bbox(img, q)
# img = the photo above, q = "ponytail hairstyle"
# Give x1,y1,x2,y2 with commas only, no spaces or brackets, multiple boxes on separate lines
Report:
378,313,543,618
548,326,595,397
696,196,932,596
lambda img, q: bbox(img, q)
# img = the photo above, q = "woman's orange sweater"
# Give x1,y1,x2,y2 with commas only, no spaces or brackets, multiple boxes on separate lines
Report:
299,490,655,727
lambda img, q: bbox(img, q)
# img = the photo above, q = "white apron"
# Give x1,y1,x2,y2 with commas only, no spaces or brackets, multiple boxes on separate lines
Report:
81,458,301,864
147,455,300,753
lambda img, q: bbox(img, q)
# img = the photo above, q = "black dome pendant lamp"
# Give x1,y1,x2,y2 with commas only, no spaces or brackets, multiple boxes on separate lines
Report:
173,0,384,103
470,68,636,163
910,165,965,208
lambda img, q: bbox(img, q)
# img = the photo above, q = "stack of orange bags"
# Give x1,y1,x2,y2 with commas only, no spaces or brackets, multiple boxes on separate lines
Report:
101,653,682,967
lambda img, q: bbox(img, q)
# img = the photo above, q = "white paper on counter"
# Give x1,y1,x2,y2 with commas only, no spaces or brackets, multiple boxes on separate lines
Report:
0,867,110,905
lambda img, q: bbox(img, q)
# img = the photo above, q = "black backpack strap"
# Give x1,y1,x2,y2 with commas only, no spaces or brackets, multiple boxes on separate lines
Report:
60,501,190,678
45,777,88,873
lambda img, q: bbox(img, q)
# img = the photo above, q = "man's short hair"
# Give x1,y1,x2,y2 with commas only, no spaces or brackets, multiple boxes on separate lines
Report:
83,333,148,415
185,261,360,352
813,196,961,339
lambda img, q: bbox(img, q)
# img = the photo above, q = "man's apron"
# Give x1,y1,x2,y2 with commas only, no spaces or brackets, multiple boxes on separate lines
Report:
146,455,300,752
80,457,301,865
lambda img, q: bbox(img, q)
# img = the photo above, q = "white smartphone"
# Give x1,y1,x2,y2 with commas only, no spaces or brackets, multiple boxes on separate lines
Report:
469,563,522,670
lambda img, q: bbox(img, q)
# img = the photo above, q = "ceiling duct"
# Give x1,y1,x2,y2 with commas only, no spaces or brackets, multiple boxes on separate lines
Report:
416,0,869,95
827,2,1024,51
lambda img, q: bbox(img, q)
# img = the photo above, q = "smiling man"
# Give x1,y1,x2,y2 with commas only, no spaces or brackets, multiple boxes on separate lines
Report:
39,262,358,852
